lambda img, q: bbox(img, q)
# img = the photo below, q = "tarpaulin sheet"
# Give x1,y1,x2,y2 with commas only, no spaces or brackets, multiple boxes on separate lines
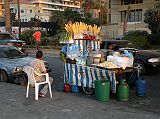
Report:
64,63,116,93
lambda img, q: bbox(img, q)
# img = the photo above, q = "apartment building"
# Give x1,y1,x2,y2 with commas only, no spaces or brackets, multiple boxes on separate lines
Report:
31,0,81,21
104,0,156,39
0,0,80,22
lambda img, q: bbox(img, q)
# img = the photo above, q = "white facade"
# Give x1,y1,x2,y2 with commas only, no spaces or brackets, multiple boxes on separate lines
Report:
30,0,81,21
1,0,81,22
105,0,156,39
10,4,44,22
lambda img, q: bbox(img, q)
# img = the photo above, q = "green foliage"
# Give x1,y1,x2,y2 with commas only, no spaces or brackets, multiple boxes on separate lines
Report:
49,8,101,34
49,10,66,31
64,8,82,22
59,52,67,63
19,29,35,45
82,17,100,26
81,0,107,25
123,31,150,49
144,8,160,33
47,31,72,47
144,1,160,44
82,0,101,11
148,33,160,45
19,29,49,45
59,32,72,43
48,32,65,47
41,37,49,45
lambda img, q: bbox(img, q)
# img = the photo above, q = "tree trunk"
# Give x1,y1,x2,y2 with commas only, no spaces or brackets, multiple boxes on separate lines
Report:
5,0,11,33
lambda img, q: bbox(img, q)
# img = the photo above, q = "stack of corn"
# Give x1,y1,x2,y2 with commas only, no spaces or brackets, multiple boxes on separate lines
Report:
64,22,101,36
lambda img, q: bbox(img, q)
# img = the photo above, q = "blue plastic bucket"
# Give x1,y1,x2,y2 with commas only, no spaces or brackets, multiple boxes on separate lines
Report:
71,85,79,93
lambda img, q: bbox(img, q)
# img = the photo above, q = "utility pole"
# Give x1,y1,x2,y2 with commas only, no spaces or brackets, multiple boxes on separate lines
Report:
17,0,21,34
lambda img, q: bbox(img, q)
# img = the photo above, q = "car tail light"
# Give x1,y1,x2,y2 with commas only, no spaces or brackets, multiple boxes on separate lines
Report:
16,43,22,47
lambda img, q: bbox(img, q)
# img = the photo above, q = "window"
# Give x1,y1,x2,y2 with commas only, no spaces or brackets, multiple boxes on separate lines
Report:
14,8,17,13
21,9,24,13
30,9,32,13
121,0,143,5
128,11,135,22
0,50,7,58
1,47,25,58
109,0,111,9
38,10,40,13
121,9,142,22
0,34,14,40
109,14,111,23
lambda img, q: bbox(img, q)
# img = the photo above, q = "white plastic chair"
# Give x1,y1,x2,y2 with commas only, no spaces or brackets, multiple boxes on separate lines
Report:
23,66,52,100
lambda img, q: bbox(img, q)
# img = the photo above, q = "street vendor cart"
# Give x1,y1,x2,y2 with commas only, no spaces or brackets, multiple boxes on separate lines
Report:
60,22,136,95
59,22,117,95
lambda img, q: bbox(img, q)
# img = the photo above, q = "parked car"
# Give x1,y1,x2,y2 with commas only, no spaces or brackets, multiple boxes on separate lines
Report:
0,45,50,85
100,40,160,74
120,48,160,74
0,32,26,52
115,30,148,40
100,40,131,49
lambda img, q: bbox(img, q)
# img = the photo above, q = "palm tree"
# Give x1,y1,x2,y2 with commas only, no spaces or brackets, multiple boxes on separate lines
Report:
82,0,108,25
82,0,101,13
99,1,108,25
4,0,11,33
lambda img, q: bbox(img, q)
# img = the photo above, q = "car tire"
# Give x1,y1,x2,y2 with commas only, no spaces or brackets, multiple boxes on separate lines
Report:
19,75,28,86
134,61,146,75
0,70,8,82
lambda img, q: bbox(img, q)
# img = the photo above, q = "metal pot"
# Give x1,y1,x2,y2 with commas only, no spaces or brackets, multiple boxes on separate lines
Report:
87,50,105,65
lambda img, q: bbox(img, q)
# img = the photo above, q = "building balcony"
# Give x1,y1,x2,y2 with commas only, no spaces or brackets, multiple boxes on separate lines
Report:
31,1,80,9
42,7,64,11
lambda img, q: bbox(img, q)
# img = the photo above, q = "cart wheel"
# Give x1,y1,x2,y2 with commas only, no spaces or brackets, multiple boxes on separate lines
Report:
0,70,8,82
82,86,95,95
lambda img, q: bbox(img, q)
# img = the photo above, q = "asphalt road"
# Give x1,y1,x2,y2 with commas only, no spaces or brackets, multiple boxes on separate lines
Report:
0,53,160,119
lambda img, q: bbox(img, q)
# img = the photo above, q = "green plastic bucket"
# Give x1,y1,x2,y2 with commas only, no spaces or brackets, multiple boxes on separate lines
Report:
95,80,110,102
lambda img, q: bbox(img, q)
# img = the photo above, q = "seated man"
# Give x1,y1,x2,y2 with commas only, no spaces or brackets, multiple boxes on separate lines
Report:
30,50,53,97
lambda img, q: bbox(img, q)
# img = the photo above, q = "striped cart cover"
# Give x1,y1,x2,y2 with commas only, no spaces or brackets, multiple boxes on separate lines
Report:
64,63,116,93
74,40,100,55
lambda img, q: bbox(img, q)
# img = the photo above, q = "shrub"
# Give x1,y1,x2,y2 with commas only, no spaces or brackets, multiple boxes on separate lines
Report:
19,29,35,45
19,29,49,46
123,31,150,49
148,33,160,45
